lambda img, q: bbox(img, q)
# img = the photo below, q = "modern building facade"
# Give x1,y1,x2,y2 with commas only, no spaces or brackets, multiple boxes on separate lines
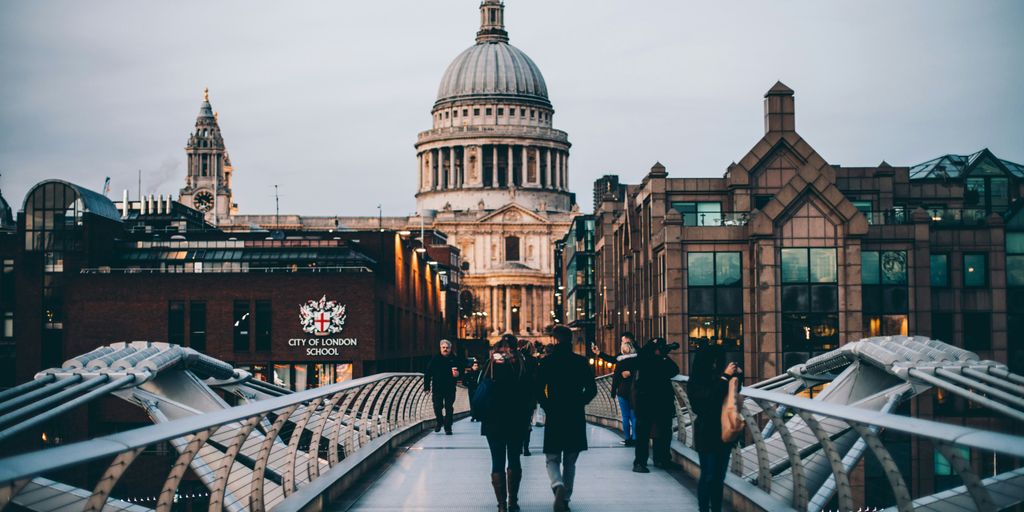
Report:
594,82,1023,394
7,179,459,389
554,214,596,344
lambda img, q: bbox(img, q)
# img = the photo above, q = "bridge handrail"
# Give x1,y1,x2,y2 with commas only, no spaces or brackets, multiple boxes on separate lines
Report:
0,372,415,484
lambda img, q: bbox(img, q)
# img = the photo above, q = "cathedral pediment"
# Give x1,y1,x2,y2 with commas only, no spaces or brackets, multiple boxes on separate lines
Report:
476,203,548,224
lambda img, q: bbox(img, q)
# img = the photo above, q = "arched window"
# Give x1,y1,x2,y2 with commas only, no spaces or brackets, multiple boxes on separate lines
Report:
505,236,520,261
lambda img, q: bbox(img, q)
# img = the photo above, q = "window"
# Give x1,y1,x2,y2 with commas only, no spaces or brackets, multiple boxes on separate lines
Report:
687,252,742,352
862,251,909,336
2,311,12,339
168,301,185,345
233,301,250,352
530,109,535,118
497,108,504,116
473,108,480,116
932,312,954,344
444,111,449,119
930,254,949,287
671,202,723,226
1007,233,1024,287
781,248,839,351
754,195,772,210
963,312,991,350
485,108,492,116
505,236,520,261
189,301,206,352
853,200,873,225
463,109,468,117
963,254,987,287
255,300,271,351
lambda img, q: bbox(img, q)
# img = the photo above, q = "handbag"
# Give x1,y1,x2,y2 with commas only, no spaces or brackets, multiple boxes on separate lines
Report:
720,377,745,444
471,367,495,420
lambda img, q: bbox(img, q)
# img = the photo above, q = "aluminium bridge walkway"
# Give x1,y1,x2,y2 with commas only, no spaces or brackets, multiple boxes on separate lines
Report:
332,419,699,511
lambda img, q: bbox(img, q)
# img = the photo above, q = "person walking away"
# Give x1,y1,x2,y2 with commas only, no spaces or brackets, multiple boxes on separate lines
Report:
518,338,539,455
688,344,742,512
631,338,681,473
463,360,481,422
480,334,534,512
536,325,597,511
591,335,639,446
424,339,461,434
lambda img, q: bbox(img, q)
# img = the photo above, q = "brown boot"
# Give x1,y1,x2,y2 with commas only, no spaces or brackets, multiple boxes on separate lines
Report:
507,468,522,511
491,472,508,511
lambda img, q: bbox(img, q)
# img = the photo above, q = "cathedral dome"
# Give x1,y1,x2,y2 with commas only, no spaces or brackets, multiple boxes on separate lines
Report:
433,0,550,110
435,42,549,108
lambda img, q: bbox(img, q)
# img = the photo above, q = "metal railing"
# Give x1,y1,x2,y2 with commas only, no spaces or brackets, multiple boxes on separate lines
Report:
682,212,750,227
586,374,1024,512
0,373,467,512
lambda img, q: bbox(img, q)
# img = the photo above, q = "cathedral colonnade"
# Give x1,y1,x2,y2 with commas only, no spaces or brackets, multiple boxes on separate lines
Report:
470,283,553,338
417,144,569,192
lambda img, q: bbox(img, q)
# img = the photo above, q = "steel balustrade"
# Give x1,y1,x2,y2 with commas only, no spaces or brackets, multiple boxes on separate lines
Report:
0,373,468,512
585,373,1024,512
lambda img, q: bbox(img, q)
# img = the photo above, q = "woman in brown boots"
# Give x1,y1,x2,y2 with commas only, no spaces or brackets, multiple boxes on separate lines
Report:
477,334,534,511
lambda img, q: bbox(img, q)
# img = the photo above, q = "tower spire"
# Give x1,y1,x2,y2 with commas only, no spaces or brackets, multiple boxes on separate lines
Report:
476,0,508,43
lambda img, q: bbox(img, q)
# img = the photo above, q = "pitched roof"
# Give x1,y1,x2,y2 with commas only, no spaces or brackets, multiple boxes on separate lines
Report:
908,149,1024,179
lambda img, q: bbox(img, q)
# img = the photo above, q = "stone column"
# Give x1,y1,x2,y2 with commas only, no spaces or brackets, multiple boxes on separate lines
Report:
474,145,483,188
490,286,497,333
432,149,439,191
507,145,514,186
522,145,530,186
493,145,499,187
563,152,569,190
504,286,511,334
546,149,553,189
449,146,456,189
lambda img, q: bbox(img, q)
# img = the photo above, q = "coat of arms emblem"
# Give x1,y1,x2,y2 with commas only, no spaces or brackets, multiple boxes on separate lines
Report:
299,295,346,335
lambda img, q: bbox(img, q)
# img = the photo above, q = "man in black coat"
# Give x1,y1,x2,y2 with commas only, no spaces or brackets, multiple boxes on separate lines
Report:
632,338,681,473
536,325,597,511
424,339,461,435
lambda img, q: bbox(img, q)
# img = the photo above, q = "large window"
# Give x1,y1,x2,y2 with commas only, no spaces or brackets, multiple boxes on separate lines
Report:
781,248,838,352
233,300,251,352
189,301,207,352
963,254,987,288
168,301,185,345
862,250,909,337
687,252,742,352
930,254,949,287
963,312,991,350
505,236,520,261
671,201,722,226
1007,234,1024,287
255,300,272,352
853,200,873,225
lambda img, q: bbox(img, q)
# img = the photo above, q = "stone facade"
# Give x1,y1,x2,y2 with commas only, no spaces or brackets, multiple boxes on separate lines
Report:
594,82,1023,385
178,88,237,224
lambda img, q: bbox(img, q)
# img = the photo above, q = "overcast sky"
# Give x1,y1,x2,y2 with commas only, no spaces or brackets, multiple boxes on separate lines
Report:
1,1,1022,216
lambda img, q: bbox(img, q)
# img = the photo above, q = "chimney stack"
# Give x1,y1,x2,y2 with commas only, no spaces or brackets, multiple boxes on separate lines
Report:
764,81,795,134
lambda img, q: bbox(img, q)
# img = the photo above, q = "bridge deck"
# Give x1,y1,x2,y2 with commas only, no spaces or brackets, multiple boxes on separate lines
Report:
334,418,700,511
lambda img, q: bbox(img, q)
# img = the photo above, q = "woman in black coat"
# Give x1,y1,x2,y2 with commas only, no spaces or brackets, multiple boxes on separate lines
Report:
687,344,741,512
480,334,534,512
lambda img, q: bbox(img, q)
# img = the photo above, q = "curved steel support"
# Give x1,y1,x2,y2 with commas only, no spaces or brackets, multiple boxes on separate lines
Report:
796,410,853,512
359,379,391,443
285,396,325,494
755,399,808,509
329,390,359,467
345,382,379,454
738,400,771,490
249,404,299,512
208,415,262,512
393,377,418,427
936,442,996,512
371,377,401,437
84,446,145,512
156,427,218,512
307,392,345,481
847,421,913,512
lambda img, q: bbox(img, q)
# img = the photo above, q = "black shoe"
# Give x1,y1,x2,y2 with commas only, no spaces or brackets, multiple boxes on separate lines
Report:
552,483,568,511
445,430,453,435
654,460,682,471
434,424,442,433
624,438,635,447
632,462,650,473
523,448,532,456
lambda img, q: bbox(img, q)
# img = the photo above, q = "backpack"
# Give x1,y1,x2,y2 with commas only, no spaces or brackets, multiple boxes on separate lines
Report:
720,377,745,444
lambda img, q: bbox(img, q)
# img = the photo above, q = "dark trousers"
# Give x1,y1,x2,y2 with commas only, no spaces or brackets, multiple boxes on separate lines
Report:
697,447,731,512
634,414,672,465
432,388,456,431
486,433,523,473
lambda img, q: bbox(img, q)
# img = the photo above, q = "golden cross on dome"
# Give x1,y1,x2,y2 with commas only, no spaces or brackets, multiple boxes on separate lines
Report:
204,87,209,101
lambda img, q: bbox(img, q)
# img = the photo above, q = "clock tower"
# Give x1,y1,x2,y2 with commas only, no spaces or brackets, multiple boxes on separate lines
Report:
179,88,235,224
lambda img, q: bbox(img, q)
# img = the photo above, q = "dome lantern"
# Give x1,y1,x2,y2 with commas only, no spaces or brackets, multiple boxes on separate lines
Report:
477,0,508,44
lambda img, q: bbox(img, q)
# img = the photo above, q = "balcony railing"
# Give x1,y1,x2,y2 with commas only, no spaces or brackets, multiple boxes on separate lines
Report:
682,212,750,227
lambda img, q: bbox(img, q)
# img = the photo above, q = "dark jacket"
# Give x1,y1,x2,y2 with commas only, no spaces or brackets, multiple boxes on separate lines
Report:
631,350,679,420
607,353,638,400
424,353,462,393
463,368,481,390
535,344,598,453
688,375,741,451
479,355,534,439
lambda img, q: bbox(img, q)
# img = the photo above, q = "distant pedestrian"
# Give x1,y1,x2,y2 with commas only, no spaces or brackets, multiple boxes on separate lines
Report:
424,339,461,435
688,344,742,512
632,337,681,473
592,334,639,446
463,360,481,421
479,334,534,512
518,339,539,456
536,325,597,511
